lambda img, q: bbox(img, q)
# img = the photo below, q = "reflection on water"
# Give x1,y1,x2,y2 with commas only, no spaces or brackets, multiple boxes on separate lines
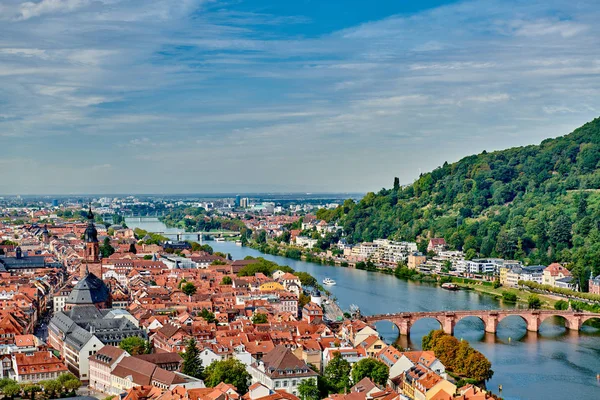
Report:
127,218,600,400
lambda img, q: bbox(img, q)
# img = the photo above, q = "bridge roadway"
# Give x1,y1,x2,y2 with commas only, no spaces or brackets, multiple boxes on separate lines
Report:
156,231,241,240
364,309,600,336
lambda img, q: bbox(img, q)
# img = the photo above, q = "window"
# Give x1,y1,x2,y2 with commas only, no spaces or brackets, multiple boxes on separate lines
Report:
275,382,280,388
292,380,297,386
283,381,288,387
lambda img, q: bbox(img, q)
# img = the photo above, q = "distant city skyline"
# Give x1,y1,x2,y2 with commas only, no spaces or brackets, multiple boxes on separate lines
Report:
2,0,600,194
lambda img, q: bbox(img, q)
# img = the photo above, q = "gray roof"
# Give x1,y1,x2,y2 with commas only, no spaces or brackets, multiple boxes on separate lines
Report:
0,255,46,269
50,305,146,349
64,325,94,350
67,272,110,305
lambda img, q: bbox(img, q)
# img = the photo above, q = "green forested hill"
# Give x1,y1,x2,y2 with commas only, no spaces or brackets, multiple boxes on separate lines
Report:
317,117,600,289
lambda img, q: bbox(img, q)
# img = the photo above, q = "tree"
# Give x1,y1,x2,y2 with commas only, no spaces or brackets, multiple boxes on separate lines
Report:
220,276,233,285
40,380,61,399
2,382,20,400
422,330,445,351
100,237,115,258
549,214,572,248
298,378,320,400
299,293,311,308
204,359,251,394
351,358,389,386
181,338,204,379
528,294,542,309
251,313,268,324
128,243,137,254
200,308,216,323
323,352,351,393
393,177,400,191
501,291,517,303
22,384,41,400
464,351,494,381
63,378,81,393
554,300,569,310
57,373,78,386
182,282,197,296
119,336,150,355
294,272,317,287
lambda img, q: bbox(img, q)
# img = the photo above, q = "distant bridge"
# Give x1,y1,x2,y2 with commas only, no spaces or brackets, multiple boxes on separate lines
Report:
155,231,241,241
364,310,600,336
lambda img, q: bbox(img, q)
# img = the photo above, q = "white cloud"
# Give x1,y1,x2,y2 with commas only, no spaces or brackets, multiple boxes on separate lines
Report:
2,0,600,193
18,0,92,21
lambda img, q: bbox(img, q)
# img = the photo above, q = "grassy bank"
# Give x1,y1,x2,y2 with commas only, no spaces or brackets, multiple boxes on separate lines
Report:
457,282,558,309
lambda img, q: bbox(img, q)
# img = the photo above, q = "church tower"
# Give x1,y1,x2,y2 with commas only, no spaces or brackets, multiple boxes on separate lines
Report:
81,205,102,277
84,205,99,263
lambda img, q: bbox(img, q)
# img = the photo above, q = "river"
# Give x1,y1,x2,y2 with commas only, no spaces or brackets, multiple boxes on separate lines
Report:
127,218,600,400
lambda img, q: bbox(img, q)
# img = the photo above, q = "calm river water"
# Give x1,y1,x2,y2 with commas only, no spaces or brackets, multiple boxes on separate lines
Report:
127,218,600,400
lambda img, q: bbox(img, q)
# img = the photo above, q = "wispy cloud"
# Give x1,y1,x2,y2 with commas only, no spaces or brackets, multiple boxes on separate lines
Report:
2,0,600,194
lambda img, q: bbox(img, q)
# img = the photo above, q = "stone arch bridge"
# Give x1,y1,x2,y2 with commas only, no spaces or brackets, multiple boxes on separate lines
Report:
364,310,600,336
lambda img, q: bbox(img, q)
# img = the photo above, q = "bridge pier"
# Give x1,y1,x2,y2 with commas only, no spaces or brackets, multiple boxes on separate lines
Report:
485,314,498,334
397,316,412,336
526,312,540,332
565,313,582,330
442,314,455,335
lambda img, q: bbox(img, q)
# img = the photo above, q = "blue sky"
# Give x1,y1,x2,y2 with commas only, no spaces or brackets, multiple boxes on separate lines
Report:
2,0,600,194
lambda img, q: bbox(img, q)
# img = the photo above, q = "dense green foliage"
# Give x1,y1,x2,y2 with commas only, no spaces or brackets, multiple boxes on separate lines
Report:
323,352,352,393
100,237,115,258
501,291,517,303
519,280,600,301
134,228,169,244
422,330,493,382
181,282,197,296
162,206,246,232
200,308,216,323
351,358,389,386
221,276,233,285
318,118,600,290
119,336,151,355
527,294,542,309
298,378,320,400
237,257,294,276
181,338,204,379
251,313,268,324
204,359,250,393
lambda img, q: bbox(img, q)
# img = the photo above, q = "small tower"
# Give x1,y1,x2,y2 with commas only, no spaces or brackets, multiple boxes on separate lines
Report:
311,289,322,306
84,205,99,263
81,205,102,278
42,224,50,244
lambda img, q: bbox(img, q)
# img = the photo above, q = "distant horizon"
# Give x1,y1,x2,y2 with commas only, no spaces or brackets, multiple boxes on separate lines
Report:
0,191,366,198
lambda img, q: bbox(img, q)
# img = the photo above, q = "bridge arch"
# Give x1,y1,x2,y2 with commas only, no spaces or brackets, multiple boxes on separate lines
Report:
371,319,403,342
454,315,486,335
580,316,600,331
497,314,530,334
410,316,444,335
539,314,570,333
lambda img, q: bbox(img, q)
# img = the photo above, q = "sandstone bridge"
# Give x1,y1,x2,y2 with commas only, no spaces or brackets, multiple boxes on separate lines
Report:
364,310,600,336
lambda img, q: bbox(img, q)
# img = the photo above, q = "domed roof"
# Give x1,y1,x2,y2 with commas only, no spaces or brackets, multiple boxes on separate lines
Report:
67,272,110,305
84,206,98,243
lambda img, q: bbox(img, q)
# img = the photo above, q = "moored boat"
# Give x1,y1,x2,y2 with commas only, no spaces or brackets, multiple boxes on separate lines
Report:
441,282,459,291
322,278,336,286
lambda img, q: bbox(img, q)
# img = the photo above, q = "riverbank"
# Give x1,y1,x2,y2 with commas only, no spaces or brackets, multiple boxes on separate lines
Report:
245,240,561,310
455,282,559,309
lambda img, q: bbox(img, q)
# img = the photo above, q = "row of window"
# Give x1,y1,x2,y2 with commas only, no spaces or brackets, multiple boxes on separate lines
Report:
275,379,299,388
